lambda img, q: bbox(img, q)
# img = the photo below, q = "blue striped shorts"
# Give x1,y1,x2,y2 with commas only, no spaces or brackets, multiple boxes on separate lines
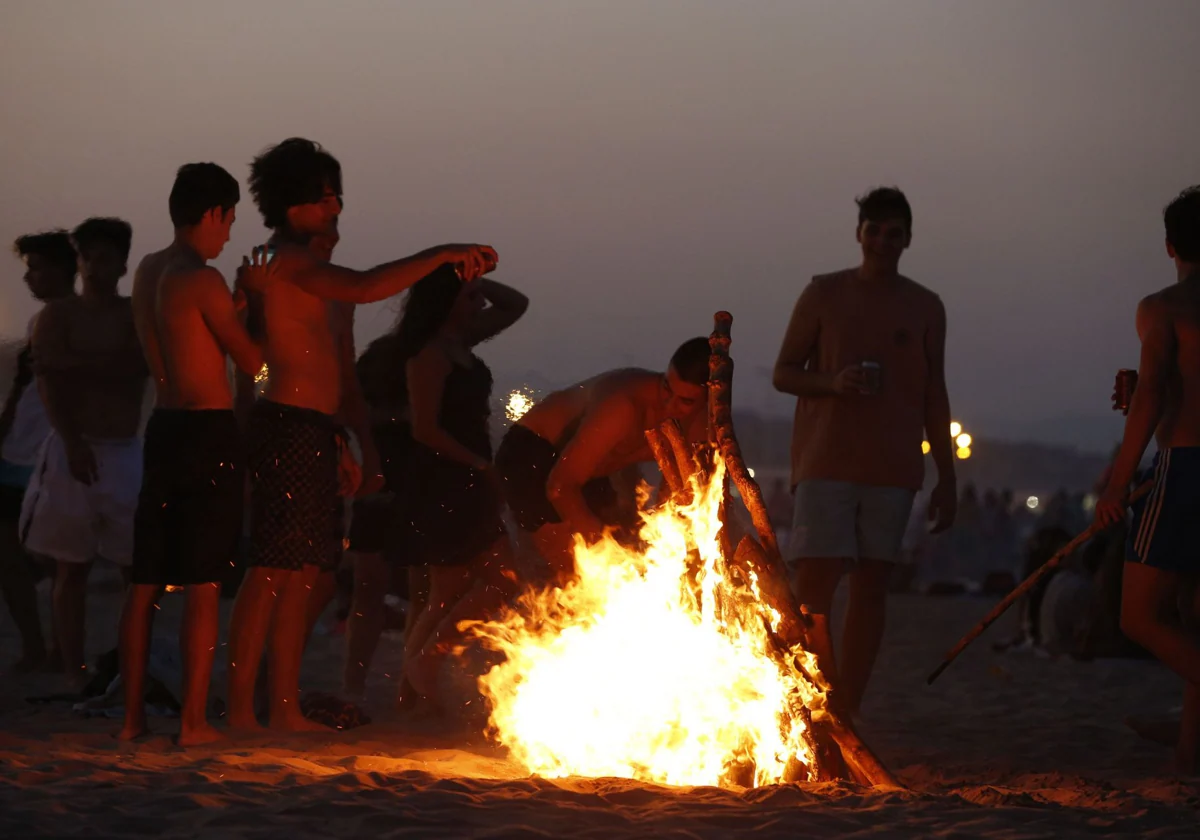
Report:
1126,447,1200,573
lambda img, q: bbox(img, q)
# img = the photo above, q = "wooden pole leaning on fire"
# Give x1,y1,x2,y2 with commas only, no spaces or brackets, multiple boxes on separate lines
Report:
927,478,1155,686
644,311,902,790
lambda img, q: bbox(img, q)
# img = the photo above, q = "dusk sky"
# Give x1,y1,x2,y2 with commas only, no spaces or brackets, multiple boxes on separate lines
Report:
3,1,1199,450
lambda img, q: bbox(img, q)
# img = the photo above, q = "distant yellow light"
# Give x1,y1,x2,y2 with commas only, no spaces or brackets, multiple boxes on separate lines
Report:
1026,495,1040,510
956,433,972,449
921,440,931,455
955,446,972,460
950,421,963,438
505,390,534,423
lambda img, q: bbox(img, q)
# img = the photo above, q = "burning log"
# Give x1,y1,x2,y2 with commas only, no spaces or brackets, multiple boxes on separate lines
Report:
645,427,683,497
661,418,699,489
708,312,782,565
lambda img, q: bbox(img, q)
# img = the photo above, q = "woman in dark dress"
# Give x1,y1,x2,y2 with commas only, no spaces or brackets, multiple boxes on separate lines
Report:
347,264,526,706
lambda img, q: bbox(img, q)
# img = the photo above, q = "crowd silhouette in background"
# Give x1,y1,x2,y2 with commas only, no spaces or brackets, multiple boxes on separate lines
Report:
1,137,1198,770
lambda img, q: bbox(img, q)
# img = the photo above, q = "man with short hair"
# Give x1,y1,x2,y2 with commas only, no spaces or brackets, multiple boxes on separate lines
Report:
773,187,956,715
21,217,149,689
119,163,270,744
1,230,77,671
1096,185,1200,772
226,137,497,732
494,337,712,582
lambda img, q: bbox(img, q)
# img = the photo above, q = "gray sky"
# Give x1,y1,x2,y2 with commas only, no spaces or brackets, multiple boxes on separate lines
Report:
3,0,1198,450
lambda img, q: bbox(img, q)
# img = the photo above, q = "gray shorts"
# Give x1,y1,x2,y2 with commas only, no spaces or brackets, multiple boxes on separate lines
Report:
786,480,916,564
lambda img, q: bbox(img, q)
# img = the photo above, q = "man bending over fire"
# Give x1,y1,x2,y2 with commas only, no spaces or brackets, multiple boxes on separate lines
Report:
494,338,711,582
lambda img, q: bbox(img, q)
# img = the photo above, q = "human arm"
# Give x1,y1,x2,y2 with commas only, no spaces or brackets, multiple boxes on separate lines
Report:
923,297,957,533
545,395,641,540
1096,295,1173,526
286,243,498,305
772,281,867,397
333,303,380,495
406,346,491,470
465,278,529,346
0,343,33,446
195,268,265,377
31,306,95,483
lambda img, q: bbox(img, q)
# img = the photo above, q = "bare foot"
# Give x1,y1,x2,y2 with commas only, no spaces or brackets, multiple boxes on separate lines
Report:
268,713,329,733
177,722,227,747
225,713,267,734
116,722,150,741
1125,714,1179,747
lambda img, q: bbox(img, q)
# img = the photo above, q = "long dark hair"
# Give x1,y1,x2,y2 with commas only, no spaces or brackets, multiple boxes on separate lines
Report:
358,263,461,409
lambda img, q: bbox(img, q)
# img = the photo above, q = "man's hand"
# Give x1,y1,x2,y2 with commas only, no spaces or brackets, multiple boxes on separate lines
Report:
832,364,870,395
927,480,957,534
64,438,98,486
337,439,362,497
445,244,499,281
236,245,280,295
1093,486,1129,529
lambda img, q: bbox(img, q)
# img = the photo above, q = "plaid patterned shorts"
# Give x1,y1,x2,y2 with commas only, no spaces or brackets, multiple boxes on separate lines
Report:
247,400,343,572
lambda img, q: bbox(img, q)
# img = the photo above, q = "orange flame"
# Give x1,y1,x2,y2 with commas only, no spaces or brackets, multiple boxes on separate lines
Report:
470,455,828,788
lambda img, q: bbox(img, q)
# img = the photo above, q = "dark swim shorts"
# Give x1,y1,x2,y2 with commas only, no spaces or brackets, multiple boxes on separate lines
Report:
132,409,244,586
494,424,624,533
1127,447,1200,573
247,400,344,573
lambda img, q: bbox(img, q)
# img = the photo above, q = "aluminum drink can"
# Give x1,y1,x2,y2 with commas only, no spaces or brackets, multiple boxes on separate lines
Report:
1114,369,1138,414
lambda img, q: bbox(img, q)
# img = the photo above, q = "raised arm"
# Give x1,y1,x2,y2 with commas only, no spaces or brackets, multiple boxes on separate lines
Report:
287,243,498,305
407,345,489,470
546,394,640,540
1097,294,1174,524
772,281,865,397
465,278,529,346
922,296,957,533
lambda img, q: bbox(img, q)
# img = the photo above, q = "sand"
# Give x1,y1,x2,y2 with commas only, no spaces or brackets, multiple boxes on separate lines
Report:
0,570,1196,839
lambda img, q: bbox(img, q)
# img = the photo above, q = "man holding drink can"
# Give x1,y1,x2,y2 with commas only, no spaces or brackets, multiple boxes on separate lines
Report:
773,187,957,715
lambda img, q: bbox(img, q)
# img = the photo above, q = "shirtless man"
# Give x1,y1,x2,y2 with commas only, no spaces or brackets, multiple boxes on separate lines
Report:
20,217,149,689
1095,185,1200,772
1,230,76,671
119,163,271,744
494,337,711,581
225,137,496,732
773,187,956,715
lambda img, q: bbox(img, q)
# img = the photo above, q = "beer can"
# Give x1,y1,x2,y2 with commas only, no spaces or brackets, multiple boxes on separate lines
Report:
1114,368,1138,414
861,361,882,395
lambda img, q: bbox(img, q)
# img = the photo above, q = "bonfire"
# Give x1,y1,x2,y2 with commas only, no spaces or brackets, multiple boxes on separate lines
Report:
471,313,900,790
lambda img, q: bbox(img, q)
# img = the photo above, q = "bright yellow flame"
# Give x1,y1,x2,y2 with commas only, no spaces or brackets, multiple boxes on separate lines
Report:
505,390,534,423
955,433,972,448
949,421,963,438
254,363,269,384
921,440,931,455
471,456,828,789
956,446,972,460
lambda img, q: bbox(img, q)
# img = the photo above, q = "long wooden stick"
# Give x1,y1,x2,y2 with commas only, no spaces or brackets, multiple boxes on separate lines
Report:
926,479,1155,685
645,427,682,496
708,312,782,565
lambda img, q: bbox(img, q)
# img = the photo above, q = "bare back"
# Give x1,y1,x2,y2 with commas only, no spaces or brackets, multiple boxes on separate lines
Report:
521,369,674,476
132,246,244,410
1151,280,1200,449
249,244,341,415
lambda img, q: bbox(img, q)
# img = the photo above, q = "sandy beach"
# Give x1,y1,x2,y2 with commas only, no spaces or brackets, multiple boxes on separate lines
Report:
0,569,1195,839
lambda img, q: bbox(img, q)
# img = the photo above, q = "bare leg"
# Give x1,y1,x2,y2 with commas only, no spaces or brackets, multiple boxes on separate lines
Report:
117,583,161,740
403,565,474,701
53,559,93,691
840,558,893,714
0,519,46,670
178,582,224,746
343,552,388,697
267,565,326,732
226,566,279,731
789,557,845,706
397,565,429,708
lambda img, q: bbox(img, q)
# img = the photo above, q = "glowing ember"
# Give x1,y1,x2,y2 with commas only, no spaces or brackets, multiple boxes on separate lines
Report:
471,456,828,789
505,389,534,422
254,363,269,385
